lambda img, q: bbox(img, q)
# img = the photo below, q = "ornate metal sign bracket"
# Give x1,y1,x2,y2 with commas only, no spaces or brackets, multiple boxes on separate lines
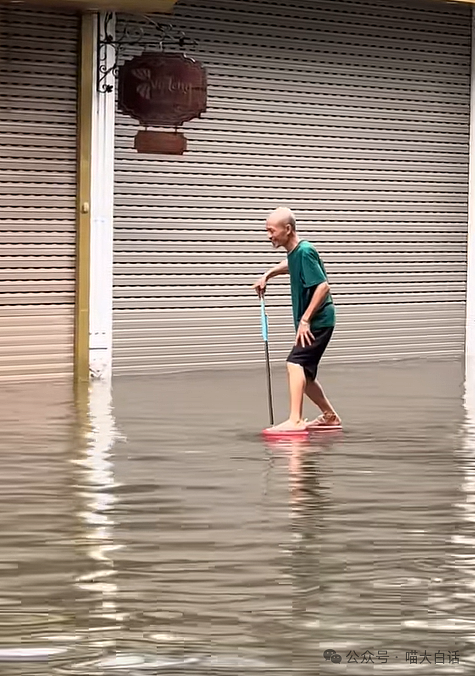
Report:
96,12,198,94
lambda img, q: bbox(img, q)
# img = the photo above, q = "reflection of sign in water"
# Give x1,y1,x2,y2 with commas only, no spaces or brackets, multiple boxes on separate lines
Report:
118,52,207,127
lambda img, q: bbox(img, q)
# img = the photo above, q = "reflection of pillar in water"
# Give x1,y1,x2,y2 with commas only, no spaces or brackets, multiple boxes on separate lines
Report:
440,358,475,661
459,358,475,568
452,359,475,646
73,380,124,648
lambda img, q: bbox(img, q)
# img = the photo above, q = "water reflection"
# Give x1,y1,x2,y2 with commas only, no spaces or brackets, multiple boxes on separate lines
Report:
274,435,340,673
2,360,475,674
446,356,475,668
0,382,78,674
72,380,124,650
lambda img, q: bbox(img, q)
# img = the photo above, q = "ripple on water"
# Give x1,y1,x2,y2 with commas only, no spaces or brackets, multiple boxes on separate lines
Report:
0,647,69,662
54,651,273,674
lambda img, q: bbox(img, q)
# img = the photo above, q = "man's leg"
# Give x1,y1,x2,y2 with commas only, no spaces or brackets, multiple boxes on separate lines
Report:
305,378,337,416
288,363,307,423
300,327,341,426
305,378,341,426
266,362,307,431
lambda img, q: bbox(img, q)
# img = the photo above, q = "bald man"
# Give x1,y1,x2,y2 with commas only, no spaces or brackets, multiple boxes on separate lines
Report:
253,207,341,432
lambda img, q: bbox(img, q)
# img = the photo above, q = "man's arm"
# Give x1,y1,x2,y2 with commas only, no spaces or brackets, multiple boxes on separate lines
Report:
253,259,289,297
301,281,330,324
295,281,331,347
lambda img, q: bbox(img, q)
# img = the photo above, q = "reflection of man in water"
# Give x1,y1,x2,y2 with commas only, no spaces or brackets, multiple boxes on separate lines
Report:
287,440,330,645
264,436,344,665
253,207,341,433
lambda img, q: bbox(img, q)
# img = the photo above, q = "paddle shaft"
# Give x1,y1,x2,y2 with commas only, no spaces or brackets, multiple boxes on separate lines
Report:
260,297,275,426
264,339,274,426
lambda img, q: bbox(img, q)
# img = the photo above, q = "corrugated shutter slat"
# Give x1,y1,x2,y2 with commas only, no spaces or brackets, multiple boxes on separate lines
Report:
0,8,78,382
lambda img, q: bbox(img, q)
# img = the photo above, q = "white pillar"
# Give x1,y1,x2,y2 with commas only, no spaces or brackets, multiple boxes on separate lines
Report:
89,13,116,381
466,7,475,363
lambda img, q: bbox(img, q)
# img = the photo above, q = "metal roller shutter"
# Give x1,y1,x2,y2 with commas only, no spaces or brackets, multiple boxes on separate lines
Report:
0,8,78,382
113,0,470,374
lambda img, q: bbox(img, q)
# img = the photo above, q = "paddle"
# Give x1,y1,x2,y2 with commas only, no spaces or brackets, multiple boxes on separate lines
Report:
260,296,275,427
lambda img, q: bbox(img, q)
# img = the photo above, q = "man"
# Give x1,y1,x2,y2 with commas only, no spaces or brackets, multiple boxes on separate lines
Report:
253,207,341,432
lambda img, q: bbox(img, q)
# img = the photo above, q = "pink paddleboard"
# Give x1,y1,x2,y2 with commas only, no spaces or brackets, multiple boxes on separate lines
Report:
262,424,342,438
308,424,343,433
261,427,309,439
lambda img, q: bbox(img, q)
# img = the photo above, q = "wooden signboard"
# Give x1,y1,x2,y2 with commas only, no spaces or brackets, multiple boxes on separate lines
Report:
134,130,187,155
118,51,207,128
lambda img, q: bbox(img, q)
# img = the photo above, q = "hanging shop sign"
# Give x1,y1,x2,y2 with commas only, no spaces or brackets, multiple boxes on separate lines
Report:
134,130,187,154
118,51,207,154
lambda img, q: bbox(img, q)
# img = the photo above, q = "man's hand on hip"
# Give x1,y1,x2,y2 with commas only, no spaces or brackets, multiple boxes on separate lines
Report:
295,319,314,347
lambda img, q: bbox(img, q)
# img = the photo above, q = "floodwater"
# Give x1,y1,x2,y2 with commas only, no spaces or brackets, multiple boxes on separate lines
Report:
2,357,475,675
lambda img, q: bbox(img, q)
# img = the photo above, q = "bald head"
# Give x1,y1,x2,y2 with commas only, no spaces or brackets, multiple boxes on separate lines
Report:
265,206,300,251
266,207,296,231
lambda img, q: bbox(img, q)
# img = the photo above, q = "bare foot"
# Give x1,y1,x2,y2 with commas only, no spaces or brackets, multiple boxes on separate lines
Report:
308,411,342,428
264,419,308,434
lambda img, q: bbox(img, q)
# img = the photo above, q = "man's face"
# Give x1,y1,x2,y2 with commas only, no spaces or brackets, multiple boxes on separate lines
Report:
266,219,291,248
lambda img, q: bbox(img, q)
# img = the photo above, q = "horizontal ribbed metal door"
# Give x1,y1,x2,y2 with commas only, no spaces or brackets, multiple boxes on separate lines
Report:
113,0,470,375
0,8,78,382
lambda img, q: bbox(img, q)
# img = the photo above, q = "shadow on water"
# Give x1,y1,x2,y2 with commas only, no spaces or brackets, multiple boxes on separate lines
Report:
2,358,475,674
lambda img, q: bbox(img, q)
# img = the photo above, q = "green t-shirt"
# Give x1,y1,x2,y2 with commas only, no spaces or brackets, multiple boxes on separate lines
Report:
287,240,335,331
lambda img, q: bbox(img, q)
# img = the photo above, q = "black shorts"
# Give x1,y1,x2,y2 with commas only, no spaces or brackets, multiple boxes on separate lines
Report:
286,326,334,381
